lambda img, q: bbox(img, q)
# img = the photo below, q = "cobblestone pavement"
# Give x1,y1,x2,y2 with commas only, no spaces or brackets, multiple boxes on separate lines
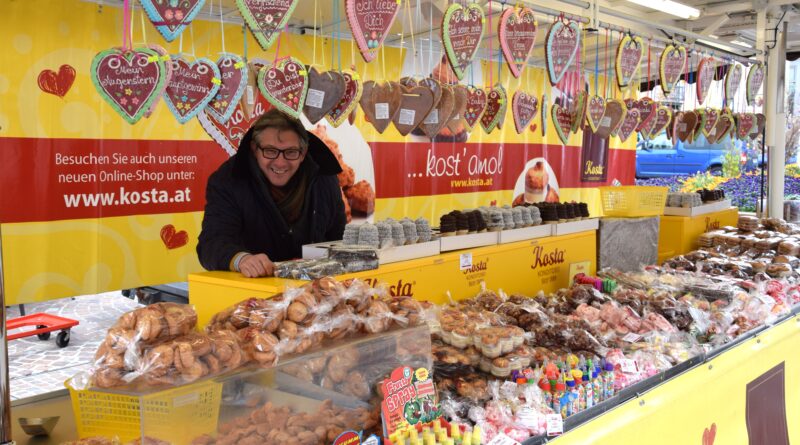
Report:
6,292,141,400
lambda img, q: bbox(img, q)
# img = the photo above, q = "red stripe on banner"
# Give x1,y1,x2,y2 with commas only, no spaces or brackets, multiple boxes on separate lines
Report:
0,137,228,223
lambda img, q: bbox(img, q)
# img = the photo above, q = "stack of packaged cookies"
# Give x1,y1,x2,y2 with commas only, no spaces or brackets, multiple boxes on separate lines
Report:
531,202,589,223
342,218,434,247
439,210,487,236
438,206,544,235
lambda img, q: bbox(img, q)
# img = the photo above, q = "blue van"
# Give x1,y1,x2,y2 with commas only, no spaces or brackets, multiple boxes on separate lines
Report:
635,132,745,178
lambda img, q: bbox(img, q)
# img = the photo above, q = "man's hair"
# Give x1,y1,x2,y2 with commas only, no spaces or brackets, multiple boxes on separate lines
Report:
251,109,309,150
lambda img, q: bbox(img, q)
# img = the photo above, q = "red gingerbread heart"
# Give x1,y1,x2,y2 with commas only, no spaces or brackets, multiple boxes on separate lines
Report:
512,90,538,134
552,103,573,144
736,113,756,140
464,86,488,130
160,224,189,250
616,108,640,142
697,58,716,105
326,70,363,128
163,56,222,124
346,0,400,63
442,3,485,80
586,95,606,133
257,57,309,119
38,64,76,98
207,53,249,124
481,86,507,134
198,92,272,156
499,6,537,78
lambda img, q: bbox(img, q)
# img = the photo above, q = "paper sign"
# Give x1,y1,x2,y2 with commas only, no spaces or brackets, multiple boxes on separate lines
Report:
424,109,439,124
516,407,539,429
622,333,643,343
306,88,325,108
546,413,564,436
460,253,473,270
600,116,612,127
487,432,523,445
398,108,416,126
620,359,638,374
380,366,441,438
568,261,591,280
375,102,390,119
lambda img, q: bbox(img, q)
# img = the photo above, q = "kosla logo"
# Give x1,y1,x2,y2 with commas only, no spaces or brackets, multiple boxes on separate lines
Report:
705,217,721,231
530,246,565,270
462,260,488,275
364,278,415,297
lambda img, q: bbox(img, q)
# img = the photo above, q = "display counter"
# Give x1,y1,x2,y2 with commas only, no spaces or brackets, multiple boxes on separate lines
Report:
657,207,739,263
189,230,597,327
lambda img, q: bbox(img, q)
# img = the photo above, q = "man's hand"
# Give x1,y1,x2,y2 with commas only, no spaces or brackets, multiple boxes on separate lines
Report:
238,253,274,278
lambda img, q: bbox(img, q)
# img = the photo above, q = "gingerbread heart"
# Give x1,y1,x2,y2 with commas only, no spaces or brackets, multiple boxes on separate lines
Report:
346,0,400,63
140,0,206,42
713,110,734,142
360,80,402,133
198,89,272,156
499,7,537,78
326,70,363,127
541,94,548,137
586,95,606,133
447,85,469,133
674,111,698,142
512,91,538,134
616,108,640,143
572,90,587,133
207,53,248,124
747,64,765,106
400,77,419,88
163,56,221,124
753,113,766,139
595,99,626,139
701,108,720,140
628,98,656,132
90,46,169,124
303,67,345,124
725,63,743,103
257,57,308,119
142,45,173,119
464,86,487,130
38,64,76,98
393,85,436,136
419,78,444,111
649,106,672,136
552,103,573,144
420,84,455,139
545,19,581,85
660,44,687,94
736,113,756,140
237,0,298,50
481,85,507,134
442,3,485,80
697,58,715,105
616,34,644,88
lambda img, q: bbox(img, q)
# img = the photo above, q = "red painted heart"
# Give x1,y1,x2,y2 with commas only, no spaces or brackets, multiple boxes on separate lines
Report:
512,90,538,134
702,423,717,445
702,108,720,140
442,3,485,80
163,56,221,124
237,0,298,50
38,64,76,98
747,64,765,106
697,58,716,105
586,95,606,133
327,70,363,127
725,63,743,103
552,103,573,144
481,86,507,134
628,98,656,132
464,86,488,130
659,44,687,94
198,92,272,156
545,20,581,85
160,224,189,250
346,0,400,63
616,35,644,88
616,108,640,142
257,57,308,119
207,53,248,124
499,7,537,78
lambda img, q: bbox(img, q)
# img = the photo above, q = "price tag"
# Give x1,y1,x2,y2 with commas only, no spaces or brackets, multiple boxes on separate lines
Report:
546,413,564,436
600,116,612,127
678,123,687,131
460,253,473,271
306,88,325,108
424,109,439,124
709,127,717,136
487,432,522,445
398,108,416,125
246,85,255,105
622,333,643,343
619,359,638,374
375,103,390,119
516,407,539,429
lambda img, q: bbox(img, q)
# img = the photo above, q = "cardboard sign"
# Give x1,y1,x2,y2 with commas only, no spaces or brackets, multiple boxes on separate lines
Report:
381,366,441,437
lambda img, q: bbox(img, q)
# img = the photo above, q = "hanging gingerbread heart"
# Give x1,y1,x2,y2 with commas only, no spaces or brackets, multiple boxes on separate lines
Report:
710,112,733,143
736,113,756,140
198,91,272,157
90,47,169,124
512,91,538,134
140,0,206,42
420,84,455,139
595,99,626,139
206,53,248,124
237,0,298,50
346,0,400,63
659,44,687,94
447,85,469,134
649,106,672,136
303,67,346,124
701,108,720,141
673,111,698,143
572,90,587,133
400,77,419,88
725,63,743,103
163,56,221,124
141,45,173,119
481,85,507,134
747,63,765,106
257,57,308,119
697,57,715,105
419,78,444,112
442,3,485,80
393,85,436,136
616,34,644,88
628,97,656,132
360,81,402,133
586,95,606,133
326,70,363,127
541,94,548,137
499,6,537,78
464,86,488,130
615,108,640,143
545,19,581,85
753,113,766,140
552,103,573,144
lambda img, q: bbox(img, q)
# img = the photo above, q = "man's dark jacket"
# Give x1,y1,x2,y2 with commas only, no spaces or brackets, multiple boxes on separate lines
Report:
197,127,346,271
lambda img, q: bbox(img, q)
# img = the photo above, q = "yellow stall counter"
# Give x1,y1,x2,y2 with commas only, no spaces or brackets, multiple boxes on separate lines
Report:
190,230,597,327
658,207,739,263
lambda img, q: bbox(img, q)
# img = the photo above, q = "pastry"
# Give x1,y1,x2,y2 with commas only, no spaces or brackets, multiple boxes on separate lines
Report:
525,161,549,202
344,180,375,216
501,208,515,230
357,224,379,248
455,211,470,235
511,207,525,228
401,218,418,244
390,221,406,245
439,214,456,236
487,211,504,232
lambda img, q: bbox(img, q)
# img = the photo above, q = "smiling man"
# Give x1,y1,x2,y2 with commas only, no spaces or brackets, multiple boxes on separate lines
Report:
197,109,346,277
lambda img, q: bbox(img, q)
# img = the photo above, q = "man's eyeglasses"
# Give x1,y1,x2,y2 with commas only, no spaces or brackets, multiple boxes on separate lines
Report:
255,144,304,161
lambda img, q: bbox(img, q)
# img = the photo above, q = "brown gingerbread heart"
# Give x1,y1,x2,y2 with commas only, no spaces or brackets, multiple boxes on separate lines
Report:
400,76,419,88
709,112,733,143
595,99,626,139
420,84,455,139
674,111,698,143
753,113,765,139
615,108,640,143
392,85,435,136
446,84,468,134
360,80,402,134
303,67,346,124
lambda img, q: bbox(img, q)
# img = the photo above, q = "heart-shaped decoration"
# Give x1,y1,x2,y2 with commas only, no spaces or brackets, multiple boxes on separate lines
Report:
499,6,537,78
702,423,717,445
38,64,76,98
659,44,687,94
160,224,189,250
206,54,248,124
628,97,656,132
541,94,548,137
753,113,766,139
142,45,173,119
572,90,587,133
736,113,756,140
392,85,436,136
512,90,538,134
463,86,488,130
447,85,469,133
616,34,644,88
442,3,485,80
257,57,308,119
586,95,606,133
552,103,573,144
419,78,444,111
725,63,743,103
90,47,169,124
673,111,698,142
697,57,716,105
595,99,626,139
649,106,673,136
361,81,402,133
615,108,639,142
701,108,720,140
140,0,206,42
326,70,363,127
163,56,221,125
303,67,346,124
237,0,298,50
481,85,507,134
545,20,581,85
420,84,455,138
198,91,272,156
400,77,419,88
713,110,734,142
346,0,401,63
747,64,765,106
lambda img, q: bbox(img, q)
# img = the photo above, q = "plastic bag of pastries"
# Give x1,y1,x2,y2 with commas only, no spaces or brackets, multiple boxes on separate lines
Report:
777,240,800,256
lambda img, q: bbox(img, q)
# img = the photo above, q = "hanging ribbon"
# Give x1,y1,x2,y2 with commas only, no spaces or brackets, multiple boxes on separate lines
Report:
122,0,132,50
489,0,494,88
218,0,226,54
646,38,651,98
604,28,609,98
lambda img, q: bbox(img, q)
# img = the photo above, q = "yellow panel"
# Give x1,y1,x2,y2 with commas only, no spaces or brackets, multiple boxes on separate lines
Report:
659,207,739,258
